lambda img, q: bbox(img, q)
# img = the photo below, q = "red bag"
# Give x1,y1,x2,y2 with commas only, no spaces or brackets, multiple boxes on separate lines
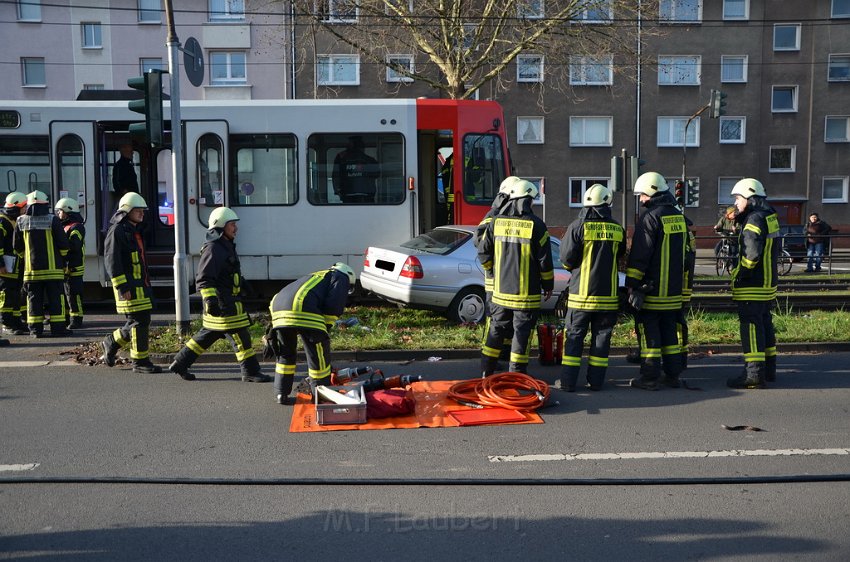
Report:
366,389,415,419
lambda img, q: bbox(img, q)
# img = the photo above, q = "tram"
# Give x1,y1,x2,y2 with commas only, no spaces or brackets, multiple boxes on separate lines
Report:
0,98,510,295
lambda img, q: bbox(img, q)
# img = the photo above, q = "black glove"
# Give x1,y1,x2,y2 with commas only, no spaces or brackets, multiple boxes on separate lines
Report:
204,297,221,317
628,288,646,311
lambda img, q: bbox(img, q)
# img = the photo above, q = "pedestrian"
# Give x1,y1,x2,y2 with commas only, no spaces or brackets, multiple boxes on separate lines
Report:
477,179,554,376
100,193,162,373
558,184,625,391
332,136,378,203
0,192,28,335
727,178,780,389
169,207,270,383
267,263,355,405
805,212,831,272
12,191,72,338
112,144,138,198
54,198,85,329
626,172,687,390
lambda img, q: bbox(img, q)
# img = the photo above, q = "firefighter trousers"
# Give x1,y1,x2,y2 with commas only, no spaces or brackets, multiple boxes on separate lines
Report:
481,289,513,359
25,280,66,334
65,276,84,319
272,327,331,396
112,310,151,361
481,304,538,374
0,275,23,328
737,300,776,380
635,309,682,381
172,326,259,376
676,305,690,368
561,309,618,389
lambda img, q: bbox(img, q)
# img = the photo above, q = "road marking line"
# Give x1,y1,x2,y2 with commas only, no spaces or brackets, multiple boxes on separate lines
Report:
0,463,39,472
0,361,51,368
489,448,850,463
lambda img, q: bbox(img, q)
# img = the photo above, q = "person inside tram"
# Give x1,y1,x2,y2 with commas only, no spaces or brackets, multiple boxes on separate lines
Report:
112,144,139,199
332,136,378,203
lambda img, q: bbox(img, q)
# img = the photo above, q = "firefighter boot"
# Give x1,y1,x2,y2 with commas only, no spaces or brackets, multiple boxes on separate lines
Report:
726,364,765,389
308,375,331,396
133,359,163,374
275,373,295,405
586,366,606,391
241,356,271,383
101,334,120,367
169,360,196,381
68,317,83,330
509,362,528,374
50,321,72,338
560,366,579,392
765,355,777,383
0,337,9,347
480,356,499,378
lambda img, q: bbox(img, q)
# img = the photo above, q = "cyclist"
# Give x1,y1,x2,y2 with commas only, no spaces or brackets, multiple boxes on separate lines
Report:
714,206,739,257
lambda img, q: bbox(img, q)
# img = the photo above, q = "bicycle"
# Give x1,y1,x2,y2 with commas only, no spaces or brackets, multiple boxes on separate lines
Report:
715,236,738,276
777,237,793,276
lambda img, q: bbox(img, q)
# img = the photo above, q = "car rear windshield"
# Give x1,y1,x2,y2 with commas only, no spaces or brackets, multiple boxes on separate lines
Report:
401,229,471,255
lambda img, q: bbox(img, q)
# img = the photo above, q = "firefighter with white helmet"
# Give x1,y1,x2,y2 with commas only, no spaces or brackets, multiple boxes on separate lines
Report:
267,262,355,404
558,183,625,391
626,172,688,390
1,192,28,335
726,178,780,389
12,190,72,337
55,197,86,329
100,192,162,372
169,207,271,383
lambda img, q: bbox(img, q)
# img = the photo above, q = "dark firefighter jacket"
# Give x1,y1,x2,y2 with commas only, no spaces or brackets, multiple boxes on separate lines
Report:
474,191,510,294
625,191,687,311
269,269,350,333
197,228,250,331
61,212,86,278
560,205,625,311
732,198,780,301
478,197,554,310
0,208,23,280
13,203,69,283
104,210,152,314
682,215,696,304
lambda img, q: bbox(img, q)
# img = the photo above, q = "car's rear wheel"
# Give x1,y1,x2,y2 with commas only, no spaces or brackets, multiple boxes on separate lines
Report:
447,286,486,324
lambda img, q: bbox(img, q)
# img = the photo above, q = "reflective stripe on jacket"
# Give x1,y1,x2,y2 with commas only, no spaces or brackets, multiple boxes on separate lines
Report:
197,232,250,331
560,210,625,311
14,210,69,282
104,212,152,314
732,205,780,301
62,217,86,278
269,270,350,333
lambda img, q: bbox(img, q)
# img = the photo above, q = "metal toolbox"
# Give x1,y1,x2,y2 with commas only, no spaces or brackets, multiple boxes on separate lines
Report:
315,385,367,425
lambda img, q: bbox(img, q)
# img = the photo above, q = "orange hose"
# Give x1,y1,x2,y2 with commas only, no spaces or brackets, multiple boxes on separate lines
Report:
448,372,550,411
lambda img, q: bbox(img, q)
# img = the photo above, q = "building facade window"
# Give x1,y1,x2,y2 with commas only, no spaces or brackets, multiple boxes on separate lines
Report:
138,0,161,22
719,117,746,143
518,0,544,19
21,57,45,87
718,177,743,204
771,85,798,112
517,54,544,83
823,177,849,203
723,0,748,19
209,52,247,85
825,116,850,142
773,24,801,51
386,55,413,83
317,55,359,85
659,0,701,22
828,54,850,81
657,117,700,147
569,178,610,208
658,55,701,85
721,55,747,82
576,0,612,22
569,55,613,85
140,58,165,73
18,0,41,21
769,146,796,172
570,116,613,147
209,0,244,20
81,23,102,49
318,0,358,23
517,116,544,144
831,0,850,18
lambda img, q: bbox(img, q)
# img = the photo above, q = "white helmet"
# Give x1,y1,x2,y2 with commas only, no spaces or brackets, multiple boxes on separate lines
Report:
55,197,80,213
498,176,522,195
4,192,27,208
584,183,613,207
208,206,239,229
331,262,356,285
118,192,148,213
26,190,49,205
633,172,669,196
508,179,539,200
730,178,766,199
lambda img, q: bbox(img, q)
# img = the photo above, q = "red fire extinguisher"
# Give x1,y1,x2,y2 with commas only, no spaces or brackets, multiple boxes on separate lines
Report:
537,323,564,366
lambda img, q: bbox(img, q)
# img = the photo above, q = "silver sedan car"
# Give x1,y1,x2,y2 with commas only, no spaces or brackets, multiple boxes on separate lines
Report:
360,225,571,324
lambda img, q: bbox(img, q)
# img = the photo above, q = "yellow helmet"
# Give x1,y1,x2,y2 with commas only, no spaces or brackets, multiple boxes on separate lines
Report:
4,192,27,208
508,179,539,200
208,206,239,229
330,262,356,285
26,190,49,205
633,172,669,196
584,183,613,207
498,176,522,195
118,192,148,213
55,197,80,213
731,178,766,198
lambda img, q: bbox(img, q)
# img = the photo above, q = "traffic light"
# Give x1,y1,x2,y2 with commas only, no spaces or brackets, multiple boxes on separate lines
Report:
128,70,165,146
709,88,728,119
629,156,646,190
610,155,624,192
674,180,685,205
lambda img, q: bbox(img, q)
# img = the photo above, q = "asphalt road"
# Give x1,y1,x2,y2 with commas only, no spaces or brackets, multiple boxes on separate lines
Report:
2,329,850,560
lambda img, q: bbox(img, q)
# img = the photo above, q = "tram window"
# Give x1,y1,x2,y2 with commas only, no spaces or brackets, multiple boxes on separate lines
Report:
197,134,224,225
56,134,86,221
0,136,50,197
307,132,405,205
229,134,297,206
462,134,505,205
157,150,174,225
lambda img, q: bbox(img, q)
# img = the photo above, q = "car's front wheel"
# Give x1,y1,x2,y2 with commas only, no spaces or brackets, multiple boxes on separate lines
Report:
447,286,486,324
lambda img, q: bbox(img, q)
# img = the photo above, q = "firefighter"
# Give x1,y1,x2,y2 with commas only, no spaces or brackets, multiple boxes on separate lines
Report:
267,263,354,404
54,198,85,329
100,192,162,373
169,207,270,383
727,178,780,389
626,172,687,390
559,184,625,391
1,192,27,335
478,179,554,376
12,191,71,338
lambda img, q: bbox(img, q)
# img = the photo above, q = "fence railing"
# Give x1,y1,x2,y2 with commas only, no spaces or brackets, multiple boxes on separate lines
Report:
695,233,850,275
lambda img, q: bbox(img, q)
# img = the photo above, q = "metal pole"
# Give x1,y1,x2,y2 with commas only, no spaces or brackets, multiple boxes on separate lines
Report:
682,105,710,184
163,0,190,336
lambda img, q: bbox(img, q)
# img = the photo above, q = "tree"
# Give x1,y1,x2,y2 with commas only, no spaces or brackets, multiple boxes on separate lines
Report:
286,0,657,99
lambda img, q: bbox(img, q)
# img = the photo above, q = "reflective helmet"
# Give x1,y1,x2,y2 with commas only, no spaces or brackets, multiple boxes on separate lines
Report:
498,176,522,195
208,206,239,229
55,197,80,213
118,192,148,213
26,190,49,205
633,172,669,196
4,192,27,208
508,179,539,200
730,178,766,199
330,262,356,285
584,183,613,207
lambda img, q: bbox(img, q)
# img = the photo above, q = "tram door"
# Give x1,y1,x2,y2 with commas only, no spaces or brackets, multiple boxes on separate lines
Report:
184,121,229,264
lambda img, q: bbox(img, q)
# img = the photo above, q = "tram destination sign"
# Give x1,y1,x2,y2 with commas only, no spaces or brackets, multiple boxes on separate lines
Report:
0,110,21,129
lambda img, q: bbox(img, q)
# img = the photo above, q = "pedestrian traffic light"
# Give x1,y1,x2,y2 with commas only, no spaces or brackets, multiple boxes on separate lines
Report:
674,180,685,205
128,70,165,146
710,89,728,119
610,155,624,192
